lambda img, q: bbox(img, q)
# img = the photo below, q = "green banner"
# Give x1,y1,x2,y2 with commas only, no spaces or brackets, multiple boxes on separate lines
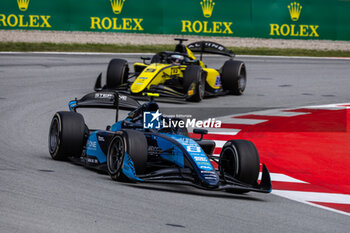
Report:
0,0,349,41
252,0,338,40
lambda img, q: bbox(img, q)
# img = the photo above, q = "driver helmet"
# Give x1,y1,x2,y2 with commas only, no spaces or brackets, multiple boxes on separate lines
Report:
170,54,184,64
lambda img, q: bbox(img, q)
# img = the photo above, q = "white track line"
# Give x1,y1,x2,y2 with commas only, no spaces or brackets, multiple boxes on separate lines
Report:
259,173,308,184
262,173,350,216
214,103,350,123
1,52,350,60
272,191,350,216
304,104,347,110
0,51,155,56
208,103,350,216
216,117,267,125
206,129,240,135
213,140,226,148
189,127,240,135
207,131,240,135
273,190,350,204
252,110,309,117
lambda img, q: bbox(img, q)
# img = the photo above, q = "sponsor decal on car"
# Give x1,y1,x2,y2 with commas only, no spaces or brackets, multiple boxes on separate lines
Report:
215,76,221,87
194,156,207,162
171,135,214,172
186,145,201,153
145,69,156,73
119,94,127,101
199,165,212,170
95,93,114,99
87,140,97,151
87,158,99,164
171,68,180,75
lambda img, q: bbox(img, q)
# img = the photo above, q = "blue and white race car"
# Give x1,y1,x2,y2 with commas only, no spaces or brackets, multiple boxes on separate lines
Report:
49,91,271,194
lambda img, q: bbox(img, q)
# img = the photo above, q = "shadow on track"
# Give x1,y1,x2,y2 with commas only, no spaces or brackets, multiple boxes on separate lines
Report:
95,175,266,201
41,154,267,202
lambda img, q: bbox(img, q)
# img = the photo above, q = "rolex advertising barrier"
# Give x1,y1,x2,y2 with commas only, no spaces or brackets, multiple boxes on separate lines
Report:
1,0,349,40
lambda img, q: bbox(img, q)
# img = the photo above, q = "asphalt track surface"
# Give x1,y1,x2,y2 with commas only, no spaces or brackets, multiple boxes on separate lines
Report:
0,53,349,233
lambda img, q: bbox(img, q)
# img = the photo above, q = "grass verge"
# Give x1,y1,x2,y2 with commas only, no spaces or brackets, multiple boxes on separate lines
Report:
0,42,349,57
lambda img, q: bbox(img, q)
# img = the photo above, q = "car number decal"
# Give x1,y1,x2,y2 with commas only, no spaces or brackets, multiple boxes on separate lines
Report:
171,68,180,75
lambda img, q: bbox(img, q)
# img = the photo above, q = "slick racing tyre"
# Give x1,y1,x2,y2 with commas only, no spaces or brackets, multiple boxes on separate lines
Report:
106,59,129,89
221,60,246,95
219,140,260,194
183,66,205,102
107,129,148,181
49,111,86,160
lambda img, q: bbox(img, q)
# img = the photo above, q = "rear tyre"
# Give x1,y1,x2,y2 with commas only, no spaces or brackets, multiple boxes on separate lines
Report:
219,140,260,194
221,60,246,95
107,129,148,181
106,59,129,89
48,111,86,160
183,66,205,102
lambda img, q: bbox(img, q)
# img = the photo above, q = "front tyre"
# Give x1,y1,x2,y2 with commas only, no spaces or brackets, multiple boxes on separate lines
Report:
48,111,86,160
107,129,148,181
219,140,260,193
106,59,129,89
183,66,205,102
107,134,125,180
221,60,246,95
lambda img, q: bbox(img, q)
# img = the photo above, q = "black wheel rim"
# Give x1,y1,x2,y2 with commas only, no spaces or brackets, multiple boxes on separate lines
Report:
49,117,59,154
220,146,239,177
107,136,125,175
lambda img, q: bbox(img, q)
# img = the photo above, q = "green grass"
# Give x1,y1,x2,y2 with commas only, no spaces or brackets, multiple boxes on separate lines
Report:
0,41,349,57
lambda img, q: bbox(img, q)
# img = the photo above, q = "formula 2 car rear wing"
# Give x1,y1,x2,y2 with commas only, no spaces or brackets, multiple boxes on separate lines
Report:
68,91,140,121
187,41,234,60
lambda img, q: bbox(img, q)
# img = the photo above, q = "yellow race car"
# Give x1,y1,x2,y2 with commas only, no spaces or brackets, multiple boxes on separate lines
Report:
95,39,247,102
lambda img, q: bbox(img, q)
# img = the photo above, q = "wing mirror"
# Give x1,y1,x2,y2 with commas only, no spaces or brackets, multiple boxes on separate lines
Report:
141,56,151,64
193,128,208,140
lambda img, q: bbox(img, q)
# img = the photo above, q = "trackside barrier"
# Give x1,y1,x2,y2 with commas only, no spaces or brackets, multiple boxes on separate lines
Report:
0,0,349,40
